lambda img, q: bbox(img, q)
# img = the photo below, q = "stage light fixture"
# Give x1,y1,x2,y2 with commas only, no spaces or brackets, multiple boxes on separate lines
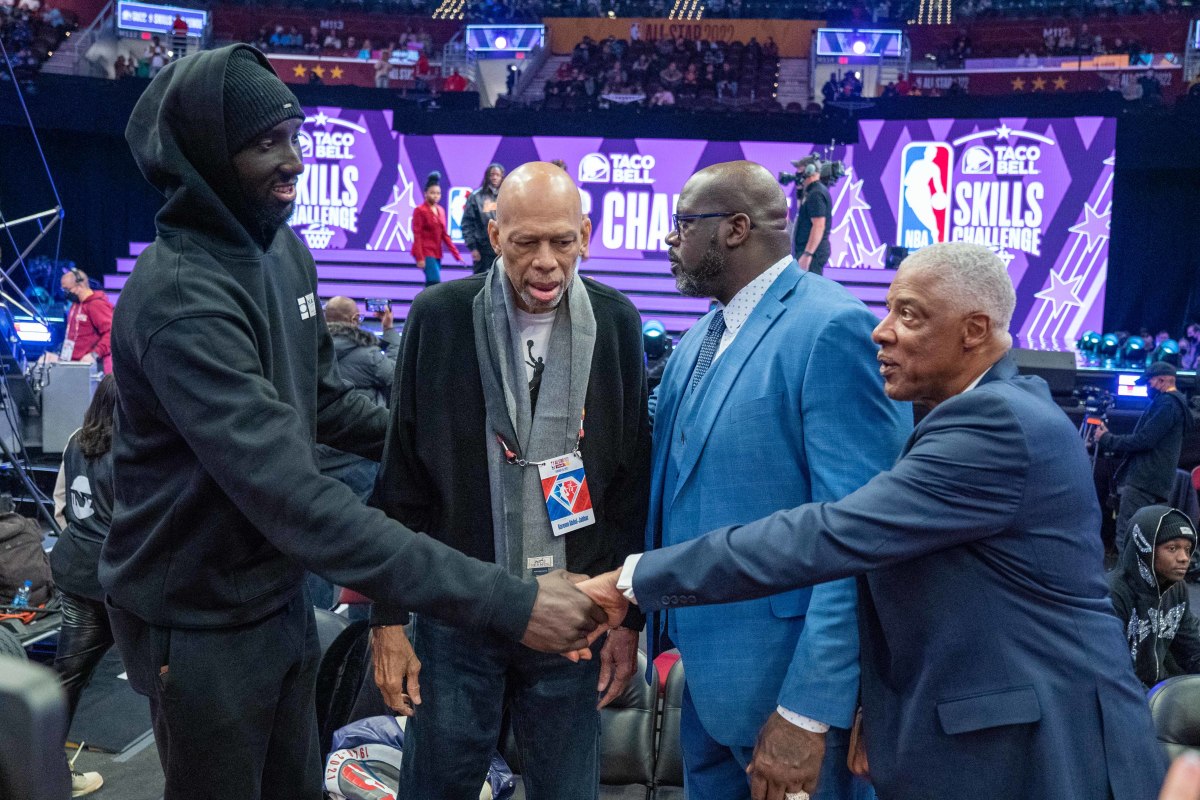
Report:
1076,331,1101,353
852,40,867,55
1152,339,1181,365
1099,333,1121,358
494,36,507,49
1119,336,1148,369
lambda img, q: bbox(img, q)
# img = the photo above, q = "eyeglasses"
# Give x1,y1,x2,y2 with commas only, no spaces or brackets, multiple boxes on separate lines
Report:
671,212,755,236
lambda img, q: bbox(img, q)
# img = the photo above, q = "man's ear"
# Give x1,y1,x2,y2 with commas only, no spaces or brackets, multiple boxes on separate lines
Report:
488,219,501,253
726,212,753,248
962,312,993,350
580,216,592,259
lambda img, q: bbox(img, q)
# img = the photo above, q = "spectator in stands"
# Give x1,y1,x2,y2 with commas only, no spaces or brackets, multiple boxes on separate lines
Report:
268,24,286,50
323,30,342,51
649,82,675,105
461,163,504,273
1181,323,1200,370
1109,505,1200,688
50,374,117,799
375,53,390,87
411,172,463,286
896,72,911,95
443,67,467,91
370,161,649,800
305,26,321,54
659,59,682,89
113,55,131,79
1095,361,1192,554
148,35,167,77
60,268,114,373
1140,70,1164,104
822,71,839,103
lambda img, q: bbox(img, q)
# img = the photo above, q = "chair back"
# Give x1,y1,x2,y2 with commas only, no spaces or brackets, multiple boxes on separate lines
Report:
654,657,686,788
1149,674,1200,760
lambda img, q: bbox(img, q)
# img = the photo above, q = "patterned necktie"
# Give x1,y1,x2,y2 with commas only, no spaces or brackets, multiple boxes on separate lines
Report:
689,310,726,391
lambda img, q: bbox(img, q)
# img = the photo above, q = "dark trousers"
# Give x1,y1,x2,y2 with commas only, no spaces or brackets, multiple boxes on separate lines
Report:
54,591,115,724
1115,484,1167,554
679,683,869,800
807,240,831,276
399,614,602,800
472,242,498,275
107,593,322,800
309,459,379,609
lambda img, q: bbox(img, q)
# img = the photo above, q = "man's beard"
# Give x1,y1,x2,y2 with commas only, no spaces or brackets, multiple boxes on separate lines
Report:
672,233,725,298
249,200,295,240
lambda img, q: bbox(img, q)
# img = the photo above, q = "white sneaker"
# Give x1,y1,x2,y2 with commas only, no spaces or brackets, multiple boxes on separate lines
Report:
71,770,103,797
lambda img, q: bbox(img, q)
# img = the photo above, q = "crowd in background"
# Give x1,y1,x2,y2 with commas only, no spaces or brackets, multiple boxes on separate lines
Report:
0,0,75,82
542,33,780,111
249,23,435,59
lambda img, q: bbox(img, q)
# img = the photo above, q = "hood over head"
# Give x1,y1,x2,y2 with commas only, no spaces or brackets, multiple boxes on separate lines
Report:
125,44,305,252
1119,504,1197,595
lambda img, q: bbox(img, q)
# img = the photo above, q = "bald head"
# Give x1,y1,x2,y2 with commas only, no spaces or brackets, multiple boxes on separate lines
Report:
495,162,583,226
668,160,792,304
683,161,790,238
323,296,359,324
489,161,591,313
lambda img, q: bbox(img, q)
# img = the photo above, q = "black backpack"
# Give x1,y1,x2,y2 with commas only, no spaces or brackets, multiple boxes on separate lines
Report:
314,620,391,753
0,513,53,608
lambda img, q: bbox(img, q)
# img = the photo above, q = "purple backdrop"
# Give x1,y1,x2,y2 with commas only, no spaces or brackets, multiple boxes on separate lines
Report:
111,111,1115,348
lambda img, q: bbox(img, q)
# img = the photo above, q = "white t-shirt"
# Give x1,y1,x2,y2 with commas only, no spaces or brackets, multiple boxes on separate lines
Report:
516,308,556,383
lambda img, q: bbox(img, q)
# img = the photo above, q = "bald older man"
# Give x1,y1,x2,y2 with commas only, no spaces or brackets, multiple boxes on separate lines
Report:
583,242,1167,800
369,162,651,799
632,161,908,800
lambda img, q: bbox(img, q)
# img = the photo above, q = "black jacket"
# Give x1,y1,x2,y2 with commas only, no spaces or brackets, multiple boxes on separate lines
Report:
460,184,499,254
1108,505,1200,688
49,432,114,602
1101,389,1190,497
317,323,400,471
371,275,651,628
102,44,537,638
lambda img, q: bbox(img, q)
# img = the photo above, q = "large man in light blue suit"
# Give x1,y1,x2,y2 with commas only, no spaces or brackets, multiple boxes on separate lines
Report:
650,161,910,798
596,243,1165,800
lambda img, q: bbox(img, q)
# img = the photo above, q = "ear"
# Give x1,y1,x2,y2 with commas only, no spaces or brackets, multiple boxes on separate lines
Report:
580,216,592,258
961,312,993,350
725,212,753,248
488,219,501,253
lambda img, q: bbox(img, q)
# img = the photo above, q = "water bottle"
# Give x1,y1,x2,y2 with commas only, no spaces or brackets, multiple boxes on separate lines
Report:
11,580,31,609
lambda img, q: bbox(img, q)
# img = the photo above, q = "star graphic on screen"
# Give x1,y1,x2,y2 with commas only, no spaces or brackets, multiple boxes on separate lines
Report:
827,221,853,267
844,179,871,214
1010,77,1026,91
1068,202,1111,249
994,123,1013,140
331,66,344,80
1053,76,1068,90
994,248,1016,267
310,111,330,128
1031,76,1047,91
312,65,326,79
858,242,888,270
1103,155,1115,166
1034,269,1085,315
292,63,307,78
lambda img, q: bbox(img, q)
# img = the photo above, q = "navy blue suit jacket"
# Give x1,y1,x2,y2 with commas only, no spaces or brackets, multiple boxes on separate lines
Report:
634,355,1165,800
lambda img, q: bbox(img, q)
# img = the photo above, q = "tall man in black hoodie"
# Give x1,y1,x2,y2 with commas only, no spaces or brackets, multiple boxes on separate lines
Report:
1096,360,1193,554
102,45,606,799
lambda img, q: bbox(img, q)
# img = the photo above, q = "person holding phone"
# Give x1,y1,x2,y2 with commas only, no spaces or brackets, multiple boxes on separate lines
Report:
411,171,463,286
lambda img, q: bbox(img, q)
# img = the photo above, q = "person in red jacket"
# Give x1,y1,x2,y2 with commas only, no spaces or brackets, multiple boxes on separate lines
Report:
60,268,114,373
411,171,462,285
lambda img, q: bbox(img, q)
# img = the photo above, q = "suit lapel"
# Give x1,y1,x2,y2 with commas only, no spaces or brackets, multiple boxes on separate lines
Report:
669,264,803,507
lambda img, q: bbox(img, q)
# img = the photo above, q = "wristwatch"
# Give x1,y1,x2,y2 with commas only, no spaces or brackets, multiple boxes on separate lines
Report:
801,251,815,257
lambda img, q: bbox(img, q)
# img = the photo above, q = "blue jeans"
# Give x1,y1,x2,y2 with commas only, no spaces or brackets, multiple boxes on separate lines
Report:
399,614,602,800
680,683,872,800
423,256,442,285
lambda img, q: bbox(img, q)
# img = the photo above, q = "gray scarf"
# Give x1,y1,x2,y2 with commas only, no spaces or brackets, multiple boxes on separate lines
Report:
473,261,596,578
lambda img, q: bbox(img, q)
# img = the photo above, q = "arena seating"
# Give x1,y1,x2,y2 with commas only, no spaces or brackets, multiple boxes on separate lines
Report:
0,3,76,81
542,34,782,111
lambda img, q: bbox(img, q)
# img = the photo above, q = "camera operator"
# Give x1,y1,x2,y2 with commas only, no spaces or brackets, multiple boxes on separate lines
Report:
1094,361,1193,553
791,155,833,275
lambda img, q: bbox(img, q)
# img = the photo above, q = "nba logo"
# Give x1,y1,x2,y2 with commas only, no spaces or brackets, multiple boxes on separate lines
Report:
448,187,470,243
897,142,953,251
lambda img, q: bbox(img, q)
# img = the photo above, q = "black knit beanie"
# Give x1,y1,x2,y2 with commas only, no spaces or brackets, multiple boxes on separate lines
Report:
223,48,306,157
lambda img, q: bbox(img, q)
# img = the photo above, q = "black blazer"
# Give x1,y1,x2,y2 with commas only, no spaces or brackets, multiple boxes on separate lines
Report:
372,274,651,628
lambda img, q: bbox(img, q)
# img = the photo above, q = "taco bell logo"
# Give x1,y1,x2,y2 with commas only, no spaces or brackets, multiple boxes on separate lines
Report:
897,142,953,251
578,152,655,185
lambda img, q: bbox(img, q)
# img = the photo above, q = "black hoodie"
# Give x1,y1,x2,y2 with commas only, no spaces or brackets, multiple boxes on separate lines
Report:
1108,505,1200,688
100,45,538,636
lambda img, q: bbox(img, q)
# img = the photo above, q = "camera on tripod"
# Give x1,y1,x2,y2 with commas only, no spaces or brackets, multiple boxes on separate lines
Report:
1074,385,1113,462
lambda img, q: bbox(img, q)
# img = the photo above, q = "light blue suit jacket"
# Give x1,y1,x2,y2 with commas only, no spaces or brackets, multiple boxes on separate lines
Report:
647,262,910,746
636,355,1165,800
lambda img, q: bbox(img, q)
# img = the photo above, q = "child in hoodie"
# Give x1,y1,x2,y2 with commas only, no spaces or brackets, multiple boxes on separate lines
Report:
1109,504,1200,689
